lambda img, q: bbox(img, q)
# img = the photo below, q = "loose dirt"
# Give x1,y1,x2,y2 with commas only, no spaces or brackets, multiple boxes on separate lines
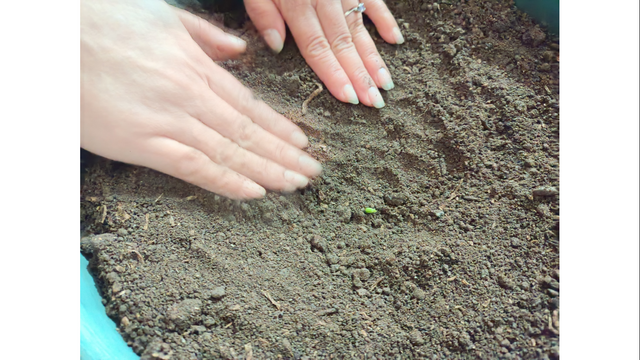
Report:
81,0,560,358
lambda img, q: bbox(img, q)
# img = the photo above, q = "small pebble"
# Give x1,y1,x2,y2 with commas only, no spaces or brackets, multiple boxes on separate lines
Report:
538,63,551,72
356,288,370,297
208,286,226,300
409,329,425,346
542,51,556,63
352,268,371,281
325,253,339,265
532,186,559,196
310,235,327,252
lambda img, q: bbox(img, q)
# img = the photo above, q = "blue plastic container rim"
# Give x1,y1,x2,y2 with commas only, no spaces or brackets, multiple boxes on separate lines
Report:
81,254,139,360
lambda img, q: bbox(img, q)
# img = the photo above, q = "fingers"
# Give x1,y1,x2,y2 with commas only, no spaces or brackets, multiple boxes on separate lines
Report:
171,6,247,60
141,137,266,200
190,81,323,180
316,1,385,108
344,2,395,90
280,2,360,105
205,63,312,149
170,116,312,193
363,0,404,44
244,0,286,53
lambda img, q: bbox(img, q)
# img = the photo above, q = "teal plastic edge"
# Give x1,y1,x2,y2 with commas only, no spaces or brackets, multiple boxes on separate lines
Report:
81,254,139,360
515,0,560,35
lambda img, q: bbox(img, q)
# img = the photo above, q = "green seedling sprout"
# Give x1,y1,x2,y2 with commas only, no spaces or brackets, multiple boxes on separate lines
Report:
364,207,377,214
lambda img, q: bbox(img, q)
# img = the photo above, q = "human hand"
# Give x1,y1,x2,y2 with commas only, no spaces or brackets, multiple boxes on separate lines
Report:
244,0,403,109
81,0,322,199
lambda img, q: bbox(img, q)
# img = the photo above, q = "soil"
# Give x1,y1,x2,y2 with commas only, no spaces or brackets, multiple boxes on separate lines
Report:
80,0,560,359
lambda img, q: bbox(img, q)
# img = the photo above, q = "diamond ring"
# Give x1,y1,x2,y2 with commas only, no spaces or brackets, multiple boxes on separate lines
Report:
345,3,366,17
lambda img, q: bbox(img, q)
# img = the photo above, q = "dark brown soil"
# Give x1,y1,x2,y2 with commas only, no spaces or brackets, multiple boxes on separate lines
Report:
81,0,560,358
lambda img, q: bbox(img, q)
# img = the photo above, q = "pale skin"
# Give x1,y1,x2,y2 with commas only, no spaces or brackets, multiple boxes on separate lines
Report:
81,0,401,199
245,0,403,108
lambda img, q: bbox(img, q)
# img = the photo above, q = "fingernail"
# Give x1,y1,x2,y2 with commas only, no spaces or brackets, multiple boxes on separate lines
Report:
299,155,323,176
343,84,359,104
392,27,405,44
263,29,283,54
228,35,247,48
378,68,395,91
284,170,309,188
243,181,266,198
290,131,308,148
368,87,385,108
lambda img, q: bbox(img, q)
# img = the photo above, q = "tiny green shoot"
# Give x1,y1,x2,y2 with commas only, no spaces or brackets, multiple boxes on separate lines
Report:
364,207,377,214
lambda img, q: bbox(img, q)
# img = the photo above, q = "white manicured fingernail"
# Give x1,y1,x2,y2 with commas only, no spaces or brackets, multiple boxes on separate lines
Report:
343,84,359,104
290,131,308,148
263,29,283,53
284,170,309,188
228,34,246,47
243,182,266,198
378,68,395,90
299,156,323,176
392,27,405,44
368,87,385,108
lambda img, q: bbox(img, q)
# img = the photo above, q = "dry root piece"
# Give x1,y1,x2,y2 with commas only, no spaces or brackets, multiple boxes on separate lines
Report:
261,290,281,310
302,82,323,115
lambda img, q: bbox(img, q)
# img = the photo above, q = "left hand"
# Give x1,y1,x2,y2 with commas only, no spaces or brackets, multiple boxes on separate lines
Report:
244,0,403,109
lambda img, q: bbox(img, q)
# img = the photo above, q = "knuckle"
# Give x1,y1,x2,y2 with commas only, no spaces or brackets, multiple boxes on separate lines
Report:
236,117,260,148
353,67,372,83
175,148,204,180
363,49,383,65
330,32,355,56
237,87,258,108
347,16,364,34
305,33,332,58
216,139,242,166
273,140,288,162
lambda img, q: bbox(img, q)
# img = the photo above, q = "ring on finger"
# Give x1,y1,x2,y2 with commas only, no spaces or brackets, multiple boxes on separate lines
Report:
344,3,366,17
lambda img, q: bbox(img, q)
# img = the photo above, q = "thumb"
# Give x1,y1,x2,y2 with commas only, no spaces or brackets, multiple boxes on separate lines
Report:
171,7,247,60
244,0,286,53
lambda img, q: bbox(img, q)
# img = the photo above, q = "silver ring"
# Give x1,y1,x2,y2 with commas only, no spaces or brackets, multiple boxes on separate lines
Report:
345,3,366,17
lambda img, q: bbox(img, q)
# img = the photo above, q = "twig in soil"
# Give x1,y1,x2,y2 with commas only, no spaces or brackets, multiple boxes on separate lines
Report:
447,276,457,282
370,277,385,291
143,213,149,231
100,205,107,223
154,193,163,203
302,82,323,115
447,178,465,201
244,343,253,360
130,250,144,263
317,308,338,316
548,313,559,335
261,290,281,310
